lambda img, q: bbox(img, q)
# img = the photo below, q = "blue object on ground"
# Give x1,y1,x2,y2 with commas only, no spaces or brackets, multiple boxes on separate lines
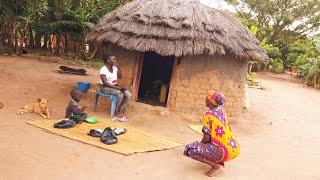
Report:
77,82,91,92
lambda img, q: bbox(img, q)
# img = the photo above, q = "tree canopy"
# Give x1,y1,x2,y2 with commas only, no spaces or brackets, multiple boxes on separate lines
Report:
226,0,320,56
0,0,127,54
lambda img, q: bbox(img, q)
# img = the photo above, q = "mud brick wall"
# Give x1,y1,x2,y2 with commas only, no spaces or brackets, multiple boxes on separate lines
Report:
168,55,248,117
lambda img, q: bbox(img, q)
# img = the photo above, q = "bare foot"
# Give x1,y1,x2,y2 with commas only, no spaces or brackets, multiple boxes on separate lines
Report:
115,113,123,118
204,164,223,177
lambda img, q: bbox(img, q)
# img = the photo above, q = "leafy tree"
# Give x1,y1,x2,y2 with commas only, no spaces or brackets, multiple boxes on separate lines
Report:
0,0,123,55
294,39,320,86
226,0,320,65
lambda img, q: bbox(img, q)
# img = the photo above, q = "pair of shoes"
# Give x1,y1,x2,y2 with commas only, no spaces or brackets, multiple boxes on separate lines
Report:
53,120,76,128
112,128,126,135
100,127,118,145
112,116,128,122
87,129,103,137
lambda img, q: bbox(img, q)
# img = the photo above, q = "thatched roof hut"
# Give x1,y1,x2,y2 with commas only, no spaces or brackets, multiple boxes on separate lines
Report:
87,0,268,63
87,0,268,117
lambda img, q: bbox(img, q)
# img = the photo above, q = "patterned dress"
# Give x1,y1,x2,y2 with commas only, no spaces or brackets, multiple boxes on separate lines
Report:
184,107,240,163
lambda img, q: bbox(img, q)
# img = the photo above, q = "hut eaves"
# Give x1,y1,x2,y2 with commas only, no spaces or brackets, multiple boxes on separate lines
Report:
87,0,268,63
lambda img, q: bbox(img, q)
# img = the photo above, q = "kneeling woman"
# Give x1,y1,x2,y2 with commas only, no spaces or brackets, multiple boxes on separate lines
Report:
184,90,240,177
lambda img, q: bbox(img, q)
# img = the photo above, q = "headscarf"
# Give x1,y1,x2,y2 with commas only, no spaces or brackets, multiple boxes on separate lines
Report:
207,90,226,106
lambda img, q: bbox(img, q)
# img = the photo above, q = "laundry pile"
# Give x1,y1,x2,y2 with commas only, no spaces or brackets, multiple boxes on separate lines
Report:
53,119,126,145
88,127,126,145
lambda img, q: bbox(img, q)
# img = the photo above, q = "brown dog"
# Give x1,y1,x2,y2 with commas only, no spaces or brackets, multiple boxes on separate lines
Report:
18,99,51,119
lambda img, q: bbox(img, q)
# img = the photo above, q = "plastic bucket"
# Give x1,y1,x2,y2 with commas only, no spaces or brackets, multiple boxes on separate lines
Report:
77,82,91,92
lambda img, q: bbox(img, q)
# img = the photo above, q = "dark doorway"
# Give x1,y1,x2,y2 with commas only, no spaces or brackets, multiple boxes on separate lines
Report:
137,51,175,106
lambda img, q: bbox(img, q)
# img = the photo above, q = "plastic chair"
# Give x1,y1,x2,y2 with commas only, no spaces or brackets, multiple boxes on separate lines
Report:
94,91,118,117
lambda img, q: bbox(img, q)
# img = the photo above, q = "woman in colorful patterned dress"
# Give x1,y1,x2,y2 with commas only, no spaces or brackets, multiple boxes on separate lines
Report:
184,90,240,177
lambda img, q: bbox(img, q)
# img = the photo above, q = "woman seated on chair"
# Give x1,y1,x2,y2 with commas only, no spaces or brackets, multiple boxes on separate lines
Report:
100,54,131,121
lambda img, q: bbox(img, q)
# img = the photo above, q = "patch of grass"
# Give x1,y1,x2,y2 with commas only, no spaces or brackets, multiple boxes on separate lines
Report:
92,60,104,68
73,57,104,69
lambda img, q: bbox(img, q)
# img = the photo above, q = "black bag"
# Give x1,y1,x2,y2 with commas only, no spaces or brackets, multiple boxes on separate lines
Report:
100,127,118,145
53,120,76,129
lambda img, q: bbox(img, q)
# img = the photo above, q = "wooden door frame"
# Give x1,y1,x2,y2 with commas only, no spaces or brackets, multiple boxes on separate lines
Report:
131,53,179,106
166,57,179,108
132,52,144,101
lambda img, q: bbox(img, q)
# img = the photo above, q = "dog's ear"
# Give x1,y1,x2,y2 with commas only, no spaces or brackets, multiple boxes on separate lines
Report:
38,99,41,102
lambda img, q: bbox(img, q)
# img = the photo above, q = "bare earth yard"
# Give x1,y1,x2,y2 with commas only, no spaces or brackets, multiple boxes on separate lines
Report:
0,56,319,180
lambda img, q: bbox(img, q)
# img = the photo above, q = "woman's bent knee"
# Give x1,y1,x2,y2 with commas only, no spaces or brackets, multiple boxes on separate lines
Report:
124,90,132,99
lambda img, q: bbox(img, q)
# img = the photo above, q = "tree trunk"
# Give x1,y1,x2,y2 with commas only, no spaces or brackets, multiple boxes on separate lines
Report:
55,34,60,55
79,35,86,55
8,23,14,50
43,34,48,49
1,28,7,46
64,34,68,54
35,29,42,48
14,28,19,54
29,26,34,48
48,36,52,53
24,26,29,47
74,42,77,54
89,43,99,59
20,23,29,50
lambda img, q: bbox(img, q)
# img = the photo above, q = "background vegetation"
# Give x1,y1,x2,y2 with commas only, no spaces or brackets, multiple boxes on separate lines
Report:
0,0,319,86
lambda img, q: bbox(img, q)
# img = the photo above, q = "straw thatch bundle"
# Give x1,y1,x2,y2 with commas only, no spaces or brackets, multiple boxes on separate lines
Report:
87,0,268,63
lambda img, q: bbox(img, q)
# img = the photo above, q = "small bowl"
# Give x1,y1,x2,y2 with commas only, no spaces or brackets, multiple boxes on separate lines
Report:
85,117,99,124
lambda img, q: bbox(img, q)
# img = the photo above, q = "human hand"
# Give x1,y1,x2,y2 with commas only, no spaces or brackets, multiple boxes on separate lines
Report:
113,60,119,67
120,88,126,93
83,104,90,108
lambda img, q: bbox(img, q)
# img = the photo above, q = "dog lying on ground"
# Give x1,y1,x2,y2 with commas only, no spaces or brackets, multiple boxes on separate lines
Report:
17,99,51,119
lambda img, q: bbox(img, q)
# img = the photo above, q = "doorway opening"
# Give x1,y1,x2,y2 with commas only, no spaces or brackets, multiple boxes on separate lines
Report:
137,51,175,107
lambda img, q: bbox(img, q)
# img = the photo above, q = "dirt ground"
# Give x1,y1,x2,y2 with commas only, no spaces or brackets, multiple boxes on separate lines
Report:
0,56,319,180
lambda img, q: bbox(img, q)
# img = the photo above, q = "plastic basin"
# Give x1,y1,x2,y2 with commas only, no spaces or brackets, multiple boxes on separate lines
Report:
85,117,99,124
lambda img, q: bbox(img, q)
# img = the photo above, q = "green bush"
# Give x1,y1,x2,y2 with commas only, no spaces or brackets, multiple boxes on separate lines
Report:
299,58,320,86
248,61,263,72
246,72,260,86
267,58,284,73
0,46,13,55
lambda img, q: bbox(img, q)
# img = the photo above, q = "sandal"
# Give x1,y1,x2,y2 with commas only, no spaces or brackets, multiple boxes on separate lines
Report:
112,128,126,135
112,116,128,122
118,116,128,122
87,129,102,137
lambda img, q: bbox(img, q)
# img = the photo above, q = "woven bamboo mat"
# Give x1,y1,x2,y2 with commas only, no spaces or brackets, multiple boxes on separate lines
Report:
188,125,203,134
27,119,183,155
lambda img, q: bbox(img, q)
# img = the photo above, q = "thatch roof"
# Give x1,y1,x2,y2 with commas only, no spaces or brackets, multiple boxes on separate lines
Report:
87,0,268,63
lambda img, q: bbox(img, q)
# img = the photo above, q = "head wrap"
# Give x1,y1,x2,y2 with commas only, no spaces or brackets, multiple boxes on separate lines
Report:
207,90,226,106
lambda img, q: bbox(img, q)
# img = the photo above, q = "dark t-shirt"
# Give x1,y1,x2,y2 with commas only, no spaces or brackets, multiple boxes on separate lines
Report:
65,100,83,118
